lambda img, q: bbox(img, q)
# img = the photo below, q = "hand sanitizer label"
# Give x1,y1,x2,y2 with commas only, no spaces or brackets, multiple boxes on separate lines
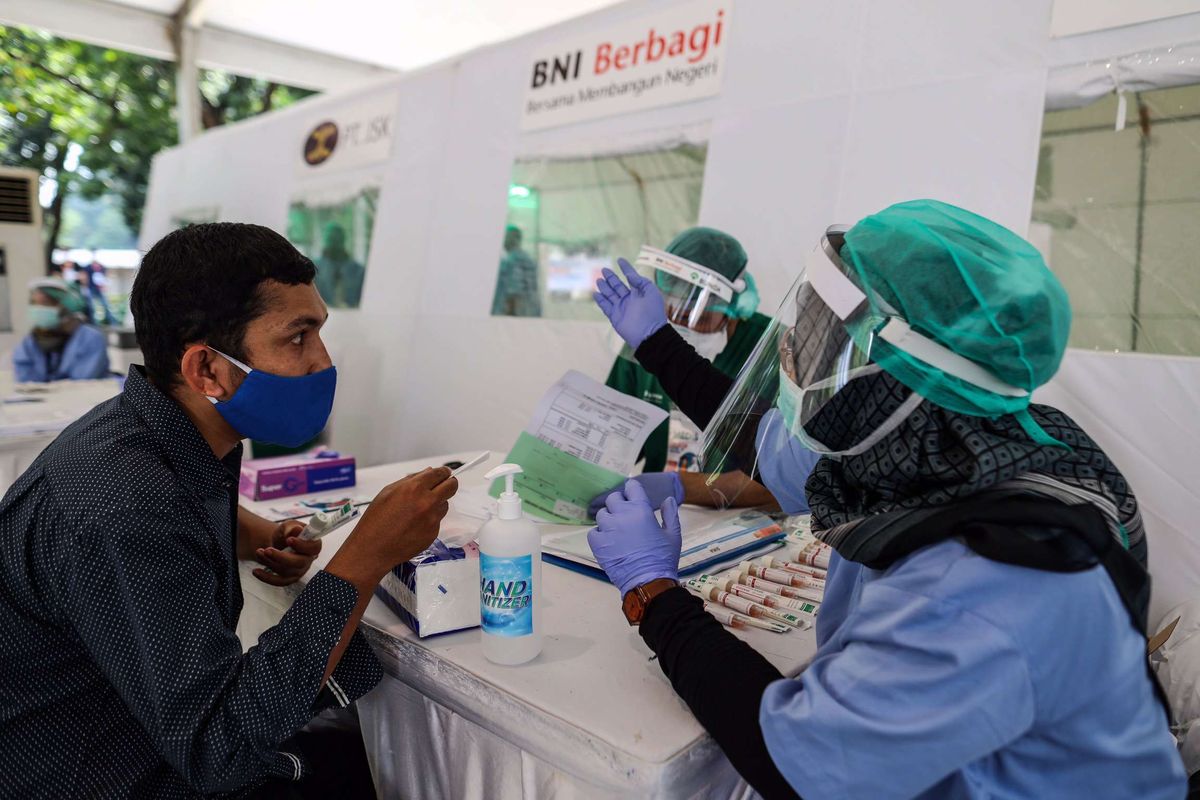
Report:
480,553,533,637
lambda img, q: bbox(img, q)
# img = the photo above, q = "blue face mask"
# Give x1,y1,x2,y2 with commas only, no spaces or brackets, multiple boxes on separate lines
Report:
753,409,823,514
207,348,336,447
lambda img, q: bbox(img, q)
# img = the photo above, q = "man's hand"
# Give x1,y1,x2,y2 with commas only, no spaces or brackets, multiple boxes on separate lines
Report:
251,520,322,587
325,467,458,591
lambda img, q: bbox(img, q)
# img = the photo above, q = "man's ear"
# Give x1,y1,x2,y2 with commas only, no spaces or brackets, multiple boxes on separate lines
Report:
179,345,231,401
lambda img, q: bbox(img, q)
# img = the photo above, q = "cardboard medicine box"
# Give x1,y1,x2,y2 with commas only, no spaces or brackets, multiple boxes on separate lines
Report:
238,451,356,501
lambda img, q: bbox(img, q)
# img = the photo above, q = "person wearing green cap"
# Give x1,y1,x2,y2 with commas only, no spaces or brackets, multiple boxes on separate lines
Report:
13,278,109,383
491,224,542,317
314,222,365,308
591,226,780,516
587,200,1184,799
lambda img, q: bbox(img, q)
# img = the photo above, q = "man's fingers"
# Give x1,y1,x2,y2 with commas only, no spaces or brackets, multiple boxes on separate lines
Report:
257,548,312,575
415,466,452,489
252,568,296,587
285,537,322,556
431,475,459,501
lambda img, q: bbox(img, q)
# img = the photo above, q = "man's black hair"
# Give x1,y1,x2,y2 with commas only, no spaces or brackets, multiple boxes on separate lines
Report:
132,223,316,388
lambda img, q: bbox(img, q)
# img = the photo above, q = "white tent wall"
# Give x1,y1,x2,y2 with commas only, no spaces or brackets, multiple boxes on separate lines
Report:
143,0,1053,460
1036,352,1200,627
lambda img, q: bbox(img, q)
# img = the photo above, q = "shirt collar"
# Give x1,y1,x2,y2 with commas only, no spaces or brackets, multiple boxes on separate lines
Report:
123,366,243,493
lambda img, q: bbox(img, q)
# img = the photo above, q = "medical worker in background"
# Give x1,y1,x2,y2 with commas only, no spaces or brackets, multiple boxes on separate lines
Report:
13,278,109,382
589,200,1185,799
315,222,365,308
491,224,542,317
591,227,799,517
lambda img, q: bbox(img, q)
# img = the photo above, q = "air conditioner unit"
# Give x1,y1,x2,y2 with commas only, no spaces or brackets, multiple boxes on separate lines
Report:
0,166,43,334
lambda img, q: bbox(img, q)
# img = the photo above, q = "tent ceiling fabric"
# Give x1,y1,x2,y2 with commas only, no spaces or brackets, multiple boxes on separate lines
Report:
105,0,624,71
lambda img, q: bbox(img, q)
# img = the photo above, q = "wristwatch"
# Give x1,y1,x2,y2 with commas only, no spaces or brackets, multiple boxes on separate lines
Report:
621,578,678,625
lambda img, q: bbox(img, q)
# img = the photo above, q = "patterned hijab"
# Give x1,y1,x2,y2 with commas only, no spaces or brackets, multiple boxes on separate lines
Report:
804,370,1146,567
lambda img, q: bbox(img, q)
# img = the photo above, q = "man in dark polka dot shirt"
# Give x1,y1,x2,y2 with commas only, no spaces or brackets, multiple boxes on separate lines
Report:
0,224,457,797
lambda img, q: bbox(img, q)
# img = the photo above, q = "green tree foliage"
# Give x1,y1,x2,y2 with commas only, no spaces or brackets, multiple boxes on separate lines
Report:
0,25,315,266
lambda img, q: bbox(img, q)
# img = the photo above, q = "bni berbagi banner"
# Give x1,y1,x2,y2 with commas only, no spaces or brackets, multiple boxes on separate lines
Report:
521,0,731,131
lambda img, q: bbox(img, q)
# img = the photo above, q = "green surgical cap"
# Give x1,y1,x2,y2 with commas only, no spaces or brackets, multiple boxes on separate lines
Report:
666,226,747,283
30,279,86,314
840,199,1071,419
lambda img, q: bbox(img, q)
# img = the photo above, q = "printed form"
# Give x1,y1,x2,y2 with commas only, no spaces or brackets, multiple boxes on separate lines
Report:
489,370,668,523
526,370,667,475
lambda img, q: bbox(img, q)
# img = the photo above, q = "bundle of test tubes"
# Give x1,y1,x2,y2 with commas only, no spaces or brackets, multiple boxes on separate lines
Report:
684,518,831,635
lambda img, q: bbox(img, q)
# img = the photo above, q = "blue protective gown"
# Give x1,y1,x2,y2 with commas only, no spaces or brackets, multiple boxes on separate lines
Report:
13,326,110,383
760,540,1187,799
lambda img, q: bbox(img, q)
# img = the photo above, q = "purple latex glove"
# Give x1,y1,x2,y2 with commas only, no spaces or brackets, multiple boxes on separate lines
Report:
593,258,669,351
587,479,682,595
588,471,683,519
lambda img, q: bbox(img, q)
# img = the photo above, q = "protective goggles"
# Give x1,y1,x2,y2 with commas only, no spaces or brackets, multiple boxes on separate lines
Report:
635,246,746,334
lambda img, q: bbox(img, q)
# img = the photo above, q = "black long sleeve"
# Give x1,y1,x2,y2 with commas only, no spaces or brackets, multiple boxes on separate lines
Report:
640,587,801,799
634,325,735,429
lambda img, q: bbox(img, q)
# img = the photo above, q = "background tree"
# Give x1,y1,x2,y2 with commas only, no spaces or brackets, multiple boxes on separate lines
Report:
0,25,315,268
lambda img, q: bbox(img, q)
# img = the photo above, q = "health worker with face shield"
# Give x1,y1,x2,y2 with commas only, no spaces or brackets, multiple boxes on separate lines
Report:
587,200,1185,799
13,278,109,382
592,226,796,517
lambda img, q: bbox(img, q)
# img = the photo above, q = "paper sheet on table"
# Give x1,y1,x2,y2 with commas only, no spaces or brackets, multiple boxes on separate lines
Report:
490,371,669,523
543,507,786,573
491,433,627,523
524,370,669,475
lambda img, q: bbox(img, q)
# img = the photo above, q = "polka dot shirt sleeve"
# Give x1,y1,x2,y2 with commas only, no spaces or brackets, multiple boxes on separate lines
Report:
61,508,381,795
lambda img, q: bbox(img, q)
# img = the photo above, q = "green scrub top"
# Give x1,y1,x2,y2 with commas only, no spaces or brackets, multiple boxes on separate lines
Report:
604,312,771,472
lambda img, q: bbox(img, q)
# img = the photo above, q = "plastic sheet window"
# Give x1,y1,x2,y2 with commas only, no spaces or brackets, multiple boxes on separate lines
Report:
1032,84,1200,355
491,139,708,320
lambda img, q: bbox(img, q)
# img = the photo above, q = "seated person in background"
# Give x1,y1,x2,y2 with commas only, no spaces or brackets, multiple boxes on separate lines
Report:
591,226,817,517
0,223,457,798
13,278,109,382
588,200,1185,799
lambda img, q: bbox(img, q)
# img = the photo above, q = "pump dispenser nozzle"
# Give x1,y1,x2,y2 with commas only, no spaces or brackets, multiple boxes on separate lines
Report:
485,463,524,520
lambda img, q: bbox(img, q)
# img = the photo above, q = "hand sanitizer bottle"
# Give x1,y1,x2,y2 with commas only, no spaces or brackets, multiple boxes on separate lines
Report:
478,464,542,665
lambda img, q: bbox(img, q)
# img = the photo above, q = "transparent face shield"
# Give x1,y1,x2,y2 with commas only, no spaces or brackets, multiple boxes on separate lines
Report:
636,246,745,334
698,228,1031,508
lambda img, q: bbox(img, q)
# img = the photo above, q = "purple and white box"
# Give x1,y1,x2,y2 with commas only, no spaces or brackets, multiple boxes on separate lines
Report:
375,540,481,638
238,451,356,501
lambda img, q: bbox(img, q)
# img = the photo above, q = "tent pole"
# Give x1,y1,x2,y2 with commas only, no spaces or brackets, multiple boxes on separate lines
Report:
170,0,209,143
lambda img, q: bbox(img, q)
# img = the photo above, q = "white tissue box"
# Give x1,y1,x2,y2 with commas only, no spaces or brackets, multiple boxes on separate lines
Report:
375,539,481,637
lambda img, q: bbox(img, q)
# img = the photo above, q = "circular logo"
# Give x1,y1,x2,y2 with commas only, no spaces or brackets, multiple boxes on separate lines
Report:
303,121,338,166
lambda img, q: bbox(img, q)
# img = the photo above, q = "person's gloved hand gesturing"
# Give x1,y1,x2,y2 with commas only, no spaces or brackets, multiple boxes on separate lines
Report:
587,479,682,595
593,258,668,351
588,472,683,519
